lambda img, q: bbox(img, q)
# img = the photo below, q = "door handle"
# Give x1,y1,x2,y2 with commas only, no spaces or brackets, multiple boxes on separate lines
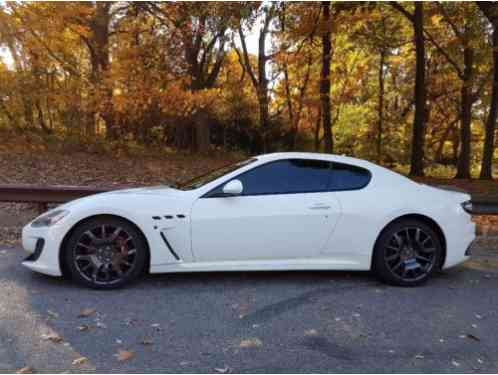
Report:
309,203,331,210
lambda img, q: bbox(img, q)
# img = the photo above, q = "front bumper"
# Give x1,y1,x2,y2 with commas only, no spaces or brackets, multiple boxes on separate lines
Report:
22,224,64,276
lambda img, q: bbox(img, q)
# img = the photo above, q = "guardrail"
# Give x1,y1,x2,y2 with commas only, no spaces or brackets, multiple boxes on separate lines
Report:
0,183,498,215
0,184,113,213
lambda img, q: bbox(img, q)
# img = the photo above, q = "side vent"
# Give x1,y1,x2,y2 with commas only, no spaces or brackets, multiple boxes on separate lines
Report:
159,232,180,261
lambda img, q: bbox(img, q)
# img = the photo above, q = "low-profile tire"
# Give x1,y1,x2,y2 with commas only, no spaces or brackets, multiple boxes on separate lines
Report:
372,219,443,287
63,216,148,290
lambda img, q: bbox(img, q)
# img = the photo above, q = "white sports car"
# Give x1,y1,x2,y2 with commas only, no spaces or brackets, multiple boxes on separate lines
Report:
22,152,475,289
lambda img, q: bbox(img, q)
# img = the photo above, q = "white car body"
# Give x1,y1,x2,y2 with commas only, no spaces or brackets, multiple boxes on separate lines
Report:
22,152,475,278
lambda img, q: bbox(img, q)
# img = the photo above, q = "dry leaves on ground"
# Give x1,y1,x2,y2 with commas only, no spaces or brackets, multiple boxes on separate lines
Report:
16,367,33,374
40,333,63,343
239,337,263,348
72,357,88,366
78,308,96,318
114,350,135,362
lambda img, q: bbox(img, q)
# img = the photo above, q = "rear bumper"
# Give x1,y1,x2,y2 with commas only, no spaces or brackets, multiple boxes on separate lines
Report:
442,220,475,269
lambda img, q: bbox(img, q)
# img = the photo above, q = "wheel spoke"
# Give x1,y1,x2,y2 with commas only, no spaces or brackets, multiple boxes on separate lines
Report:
393,233,403,247
84,230,99,245
416,254,431,263
75,254,93,262
422,247,436,253
415,228,421,243
91,265,100,281
76,242,96,252
108,227,122,242
386,253,399,261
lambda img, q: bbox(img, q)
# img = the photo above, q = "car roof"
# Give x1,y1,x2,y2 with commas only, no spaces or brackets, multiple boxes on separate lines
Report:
255,152,374,169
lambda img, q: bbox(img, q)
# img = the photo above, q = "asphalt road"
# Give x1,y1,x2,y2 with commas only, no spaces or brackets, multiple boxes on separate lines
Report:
1,246,498,373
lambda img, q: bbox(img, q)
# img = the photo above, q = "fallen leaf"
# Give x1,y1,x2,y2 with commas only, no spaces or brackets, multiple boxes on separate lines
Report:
115,350,134,362
16,367,33,374
452,360,460,367
414,354,424,359
304,329,319,337
77,324,90,332
96,321,107,329
115,339,123,345
140,338,153,346
214,366,232,373
41,333,63,343
471,324,478,329
78,308,96,318
47,310,59,319
475,314,483,320
239,338,262,348
72,357,87,366
466,333,480,342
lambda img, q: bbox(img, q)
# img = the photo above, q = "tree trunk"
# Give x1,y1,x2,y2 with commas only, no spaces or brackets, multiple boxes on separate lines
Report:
480,26,498,179
377,50,385,163
320,1,333,153
258,85,270,153
455,47,474,179
193,110,211,153
409,2,426,176
314,106,322,151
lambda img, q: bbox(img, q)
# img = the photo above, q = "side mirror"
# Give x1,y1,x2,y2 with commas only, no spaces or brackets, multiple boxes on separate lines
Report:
222,179,243,196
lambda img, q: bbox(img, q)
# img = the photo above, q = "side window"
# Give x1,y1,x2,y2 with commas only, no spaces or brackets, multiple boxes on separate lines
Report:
329,162,371,191
207,159,332,196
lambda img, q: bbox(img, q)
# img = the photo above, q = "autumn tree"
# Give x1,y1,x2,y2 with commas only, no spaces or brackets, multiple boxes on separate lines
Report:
478,2,498,179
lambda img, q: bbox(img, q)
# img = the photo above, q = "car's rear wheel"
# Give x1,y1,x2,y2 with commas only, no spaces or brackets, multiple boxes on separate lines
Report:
64,216,147,289
373,219,442,286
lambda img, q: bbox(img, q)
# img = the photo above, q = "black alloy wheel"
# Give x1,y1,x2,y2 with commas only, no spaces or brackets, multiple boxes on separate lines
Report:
64,216,147,289
373,219,442,286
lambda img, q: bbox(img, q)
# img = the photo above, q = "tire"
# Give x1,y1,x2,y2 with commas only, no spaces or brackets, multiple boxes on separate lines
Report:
63,216,148,289
372,219,443,287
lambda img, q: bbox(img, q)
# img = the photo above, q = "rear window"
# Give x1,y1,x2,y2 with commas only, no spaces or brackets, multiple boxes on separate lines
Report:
329,162,371,191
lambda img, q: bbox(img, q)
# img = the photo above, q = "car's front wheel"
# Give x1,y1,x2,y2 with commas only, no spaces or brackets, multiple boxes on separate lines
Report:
373,219,443,286
64,216,148,289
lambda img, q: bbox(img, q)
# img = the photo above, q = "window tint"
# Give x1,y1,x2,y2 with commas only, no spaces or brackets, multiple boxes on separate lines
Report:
207,159,332,196
329,162,371,191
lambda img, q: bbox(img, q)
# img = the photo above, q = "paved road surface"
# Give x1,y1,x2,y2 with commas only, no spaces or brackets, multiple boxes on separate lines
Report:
1,245,498,373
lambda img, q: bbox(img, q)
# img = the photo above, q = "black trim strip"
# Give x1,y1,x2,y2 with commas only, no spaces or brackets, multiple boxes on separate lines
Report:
159,232,180,260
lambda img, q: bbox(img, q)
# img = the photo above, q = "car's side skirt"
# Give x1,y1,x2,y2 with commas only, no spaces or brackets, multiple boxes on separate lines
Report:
150,258,369,274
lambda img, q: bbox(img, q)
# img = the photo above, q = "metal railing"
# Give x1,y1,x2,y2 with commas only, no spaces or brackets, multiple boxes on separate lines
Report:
0,184,113,213
0,183,498,215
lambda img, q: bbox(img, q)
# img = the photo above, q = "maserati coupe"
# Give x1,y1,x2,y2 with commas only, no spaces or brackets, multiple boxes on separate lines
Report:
22,152,476,289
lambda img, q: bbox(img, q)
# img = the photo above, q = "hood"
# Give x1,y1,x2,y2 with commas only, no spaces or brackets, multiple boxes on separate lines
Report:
106,185,180,195
54,185,186,212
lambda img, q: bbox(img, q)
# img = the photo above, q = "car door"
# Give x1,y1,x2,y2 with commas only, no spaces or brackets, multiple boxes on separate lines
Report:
190,159,341,262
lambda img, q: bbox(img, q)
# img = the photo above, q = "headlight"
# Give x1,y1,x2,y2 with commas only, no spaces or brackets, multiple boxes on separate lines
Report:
31,209,70,227
461,200,473,214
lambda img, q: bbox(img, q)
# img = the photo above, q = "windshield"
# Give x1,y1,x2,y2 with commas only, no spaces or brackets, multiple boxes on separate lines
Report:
178,158,257,190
